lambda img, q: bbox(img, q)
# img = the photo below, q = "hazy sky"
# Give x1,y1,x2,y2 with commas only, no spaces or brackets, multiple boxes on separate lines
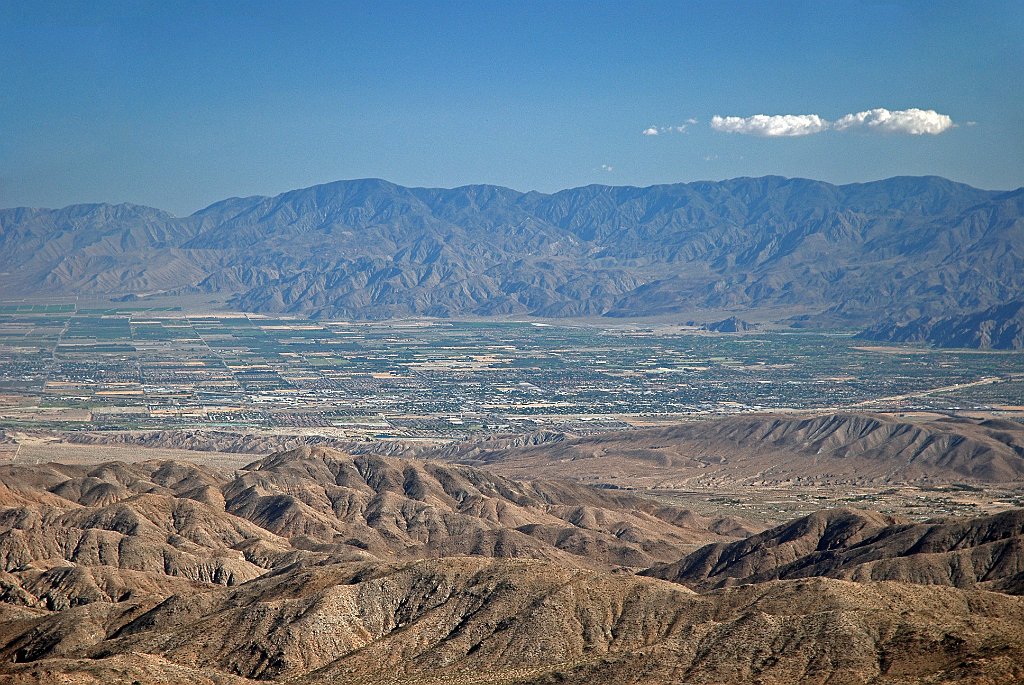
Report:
2,0,1022,215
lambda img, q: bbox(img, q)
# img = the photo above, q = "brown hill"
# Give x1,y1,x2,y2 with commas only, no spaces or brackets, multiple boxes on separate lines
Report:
4,448,1024,683
233,446,753,565
441,412,1024,486
644,507,1024,594
0,447,748,612
2,558,1023,684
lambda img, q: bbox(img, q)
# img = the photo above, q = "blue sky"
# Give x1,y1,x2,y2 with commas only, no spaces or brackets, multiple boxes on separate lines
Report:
1,0,1022,215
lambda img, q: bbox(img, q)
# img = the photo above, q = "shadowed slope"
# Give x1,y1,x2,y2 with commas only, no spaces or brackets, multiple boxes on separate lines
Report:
860,299,1024,350
644,507,1024,593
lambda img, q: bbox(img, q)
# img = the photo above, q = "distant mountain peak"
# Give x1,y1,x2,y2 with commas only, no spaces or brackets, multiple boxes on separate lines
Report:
1,175,1019,323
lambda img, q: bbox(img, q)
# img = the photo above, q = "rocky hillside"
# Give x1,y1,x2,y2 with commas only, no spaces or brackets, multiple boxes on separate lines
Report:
0,447,750,598
3,448,1024,683
859,299,1024,350
4,560,1024,685
700,315,758,332
2,176,1021,323
440,412,1024,486
644,508,1024,594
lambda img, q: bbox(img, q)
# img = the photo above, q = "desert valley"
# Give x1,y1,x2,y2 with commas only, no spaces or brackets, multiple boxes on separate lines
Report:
3,2,1023,682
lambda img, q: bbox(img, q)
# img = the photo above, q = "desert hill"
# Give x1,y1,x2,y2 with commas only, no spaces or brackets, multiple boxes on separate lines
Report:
0,446,749,609
4,447,1024,683
2,176,1022,323
441,412,1024,486
2,558,1023,684
644,507,1024,594
700,315,758,332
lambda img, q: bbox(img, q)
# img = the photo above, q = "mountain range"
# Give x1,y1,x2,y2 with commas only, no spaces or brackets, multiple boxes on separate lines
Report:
2,176,1022,325
2,447,1024,684
859,299,1024,350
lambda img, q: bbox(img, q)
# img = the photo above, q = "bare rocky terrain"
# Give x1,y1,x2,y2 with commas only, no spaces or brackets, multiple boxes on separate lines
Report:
441,412,1024,486
0,447,751,582
2,441,1024,683
644,507,1024,593
4,563,1023,685
860,300,1024,350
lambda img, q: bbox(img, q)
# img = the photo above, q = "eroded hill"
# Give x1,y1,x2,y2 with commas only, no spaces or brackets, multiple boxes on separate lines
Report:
4,559,1024,685
3,447,1024,684
643,507,1024,594
441,412,1024,486
0,446,750,604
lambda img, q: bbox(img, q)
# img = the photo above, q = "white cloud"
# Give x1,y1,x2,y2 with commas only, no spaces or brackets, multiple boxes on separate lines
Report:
710,113,829,137
706,108,956,137
832,108,954,135
600,164,614,172
642,121,696,136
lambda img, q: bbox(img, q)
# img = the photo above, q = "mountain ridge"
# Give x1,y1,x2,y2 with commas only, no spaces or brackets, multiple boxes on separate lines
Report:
2,175,1021,323
643,507,1024,594
9,174,999,217
440,412,1024,486
859,299,1024,350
